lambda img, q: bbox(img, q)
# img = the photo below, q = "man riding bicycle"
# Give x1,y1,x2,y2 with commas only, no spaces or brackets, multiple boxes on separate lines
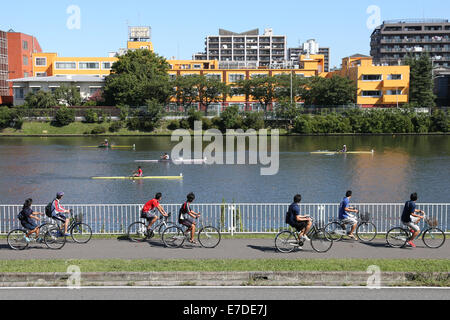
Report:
401,192,425,248
339,190,359,240
50,192,71,236
141,193,169,232
179,193,201,244
286,194,312,243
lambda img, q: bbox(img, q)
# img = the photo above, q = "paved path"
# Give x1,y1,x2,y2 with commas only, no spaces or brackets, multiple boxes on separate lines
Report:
0,286,449,300
1,238,448,260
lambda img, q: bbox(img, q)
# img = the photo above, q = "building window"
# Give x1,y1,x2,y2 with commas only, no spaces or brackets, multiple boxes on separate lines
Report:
31,87,40,93
79,62,100,69
362,74,382,81
361,90,382,97
387,74,402,80
229,74,245,82
89,87,101,96
22,40,28,50
14,88,24,99
23,55,29,66
23,72,29,78
102,62,112,70
193,64,202,69
36,72,47,77
35,57,47,66
55,62,77,69
205,74,221,80
385,89,402,95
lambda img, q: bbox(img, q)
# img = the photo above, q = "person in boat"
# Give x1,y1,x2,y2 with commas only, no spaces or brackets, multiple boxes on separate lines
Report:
160,153,170,161
101,139,109,147
133,166,143,177
340,145,348,153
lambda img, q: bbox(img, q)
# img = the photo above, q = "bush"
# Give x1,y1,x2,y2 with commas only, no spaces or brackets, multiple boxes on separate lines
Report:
53,107,75,127
167,120,180,131
109,121,123,133
430,109,449,133
187,108,203,129
201,117,213,130
179,119,190,130
0,107,22,130
84,109,99,123
91,125,107,134
242,112,265,130
220,105,243,131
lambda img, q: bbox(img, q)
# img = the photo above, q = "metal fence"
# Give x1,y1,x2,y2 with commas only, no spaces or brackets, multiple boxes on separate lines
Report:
1,203,448,235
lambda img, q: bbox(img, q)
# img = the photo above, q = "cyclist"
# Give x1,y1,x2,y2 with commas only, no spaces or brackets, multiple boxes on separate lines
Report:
50,192,71,236
286,194,312,243
338,190,359,240
18,198,44,242
141,193,169,232
401,192,425,248
179,193,201,244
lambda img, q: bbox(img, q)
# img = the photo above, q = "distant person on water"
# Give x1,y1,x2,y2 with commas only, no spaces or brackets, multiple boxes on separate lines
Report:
133,166,143,177
341,145,348,153
141,193,169,231
102,139,109,147
161,153,170,160
401,192,425,248
178,193,201,244
338,190,358,240
18,198,44,242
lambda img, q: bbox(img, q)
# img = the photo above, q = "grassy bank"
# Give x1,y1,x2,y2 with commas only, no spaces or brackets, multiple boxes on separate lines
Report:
1,259,449,273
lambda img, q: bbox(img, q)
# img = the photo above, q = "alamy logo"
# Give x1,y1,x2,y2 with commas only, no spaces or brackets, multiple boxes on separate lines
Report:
366,5,381,30
366,265,381,289
67,265,81,289
66,5,81,30
171,121,280,176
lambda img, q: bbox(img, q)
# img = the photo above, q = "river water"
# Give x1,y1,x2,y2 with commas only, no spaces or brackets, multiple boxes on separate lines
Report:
0,136,449,205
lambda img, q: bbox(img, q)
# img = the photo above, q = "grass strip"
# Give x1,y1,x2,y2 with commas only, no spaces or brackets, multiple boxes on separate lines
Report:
0,259,449,273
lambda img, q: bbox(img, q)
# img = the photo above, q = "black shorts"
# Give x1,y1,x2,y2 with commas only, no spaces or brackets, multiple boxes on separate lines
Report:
141,211,157,221
290,221,308,232
21,220,38,231
180,217,195,228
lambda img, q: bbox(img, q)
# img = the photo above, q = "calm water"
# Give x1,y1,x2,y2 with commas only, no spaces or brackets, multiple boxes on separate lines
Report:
0,136,449,205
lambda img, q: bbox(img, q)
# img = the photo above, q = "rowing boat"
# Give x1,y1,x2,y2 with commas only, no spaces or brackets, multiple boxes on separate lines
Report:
92,174,183,180
82,145,135,149
311,150,375,155
135,158,207,164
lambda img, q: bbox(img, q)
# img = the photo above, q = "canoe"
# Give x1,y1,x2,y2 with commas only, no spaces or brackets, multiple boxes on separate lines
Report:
311,150,375,155
135,158,207,164
92,174,183,180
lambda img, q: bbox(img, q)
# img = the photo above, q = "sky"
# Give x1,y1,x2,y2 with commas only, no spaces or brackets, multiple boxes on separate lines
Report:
1,0,449,68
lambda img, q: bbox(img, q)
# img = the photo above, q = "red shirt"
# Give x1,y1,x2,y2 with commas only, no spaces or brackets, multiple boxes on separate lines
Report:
137,169,143,177
142,199,159,213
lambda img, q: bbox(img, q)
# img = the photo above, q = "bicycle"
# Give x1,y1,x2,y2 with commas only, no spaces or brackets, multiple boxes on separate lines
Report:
127,212,175,242
7,223,66,250
275,217,333,253
162,216,221,248
324,211,377,242
48,209,93,244
386,215,446,249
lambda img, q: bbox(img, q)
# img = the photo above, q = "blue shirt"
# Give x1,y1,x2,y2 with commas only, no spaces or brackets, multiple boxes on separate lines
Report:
339,197,351,219
287,203,300,225
401,201,416,223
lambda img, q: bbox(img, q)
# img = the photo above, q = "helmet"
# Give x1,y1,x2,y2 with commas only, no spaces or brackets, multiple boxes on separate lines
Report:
56,192,65,197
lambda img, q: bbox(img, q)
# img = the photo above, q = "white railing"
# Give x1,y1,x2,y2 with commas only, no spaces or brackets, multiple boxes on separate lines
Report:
0,203,448,235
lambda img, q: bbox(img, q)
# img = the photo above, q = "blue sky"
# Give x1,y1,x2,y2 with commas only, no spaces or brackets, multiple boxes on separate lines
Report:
1,0,448,67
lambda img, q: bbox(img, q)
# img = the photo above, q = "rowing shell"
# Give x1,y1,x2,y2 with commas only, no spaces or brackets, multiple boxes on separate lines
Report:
92,174,183,180
82,145,135,149
311,150,375,155
135,158,207,164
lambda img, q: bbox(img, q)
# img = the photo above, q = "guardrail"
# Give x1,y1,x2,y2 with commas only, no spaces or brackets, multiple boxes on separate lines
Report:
0,203,448,235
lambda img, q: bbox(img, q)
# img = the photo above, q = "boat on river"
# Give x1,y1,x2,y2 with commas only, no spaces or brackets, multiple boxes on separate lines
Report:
135,158,207,164
311,150,375,155
91,174,183,180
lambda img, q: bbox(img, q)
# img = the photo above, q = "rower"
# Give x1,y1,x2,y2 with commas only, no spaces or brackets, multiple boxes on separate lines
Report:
102,139,109,147
161,153,170,161
340,145,348,153
133,166,143,177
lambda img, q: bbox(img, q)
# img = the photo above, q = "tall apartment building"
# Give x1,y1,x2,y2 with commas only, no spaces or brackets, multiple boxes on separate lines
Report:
288,39,330,72
193,28,287,68
370,19,450,67
0,30,8,104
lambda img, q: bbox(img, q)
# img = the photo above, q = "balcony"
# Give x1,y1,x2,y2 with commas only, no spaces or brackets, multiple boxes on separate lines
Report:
383,95,408,104
383,79,408,88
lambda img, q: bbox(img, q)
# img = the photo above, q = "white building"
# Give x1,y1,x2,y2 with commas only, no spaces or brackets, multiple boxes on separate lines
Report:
8,75,105,106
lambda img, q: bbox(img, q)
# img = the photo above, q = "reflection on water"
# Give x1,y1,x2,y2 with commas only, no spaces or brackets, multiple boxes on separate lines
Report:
0,136,449,204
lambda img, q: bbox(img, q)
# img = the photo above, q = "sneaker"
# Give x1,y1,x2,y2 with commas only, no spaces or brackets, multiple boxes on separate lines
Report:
24,236,31,243
302,235,311,242
407,241,416,248
64,233,70,237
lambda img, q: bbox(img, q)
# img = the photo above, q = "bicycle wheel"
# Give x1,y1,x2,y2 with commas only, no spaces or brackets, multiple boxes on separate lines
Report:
310,229,333,253
198,226,221,248
7,229,29,251
356,222,377,242
275,230,298,253
162,225,185,248
127,222,148,242
44,227,66,250
422,228,446,249
324,222,345,241
157,222,176,237
71,223,92,244
386,227,408,248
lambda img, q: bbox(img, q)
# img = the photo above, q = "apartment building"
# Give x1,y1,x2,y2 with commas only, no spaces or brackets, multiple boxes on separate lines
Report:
288,39,331,72
329,54,410,107
0,30,8,104
193,28,287,68
370,19,450,68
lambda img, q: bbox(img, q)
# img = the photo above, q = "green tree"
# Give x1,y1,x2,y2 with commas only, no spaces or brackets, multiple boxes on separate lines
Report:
273,74,308,102
237,76,278,112
53,107,75,127
405,53,436,108
172,75,200,111
220,105,243,131
103,49,172,106
24,90,57,108
54,85,82,106
303,76,356,106
196,76,230,115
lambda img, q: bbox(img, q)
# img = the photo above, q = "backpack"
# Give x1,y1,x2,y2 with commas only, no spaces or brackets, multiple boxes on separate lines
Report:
285,211,291,224
17,209,26,221
178,202,188,223
45,201,54,218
